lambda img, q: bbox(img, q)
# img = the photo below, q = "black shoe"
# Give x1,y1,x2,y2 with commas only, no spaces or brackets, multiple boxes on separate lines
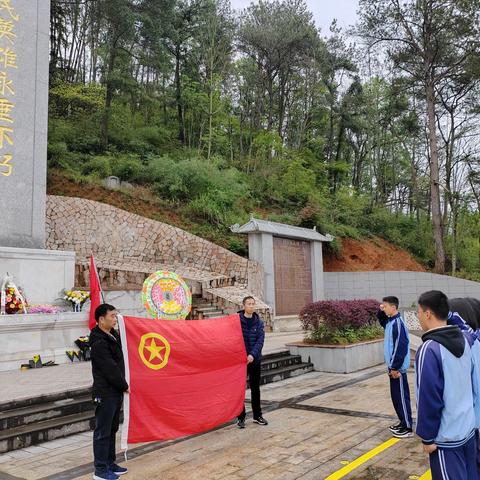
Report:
392,427,413,438
388,422,402,433
253,416,268,426
237,419,245,429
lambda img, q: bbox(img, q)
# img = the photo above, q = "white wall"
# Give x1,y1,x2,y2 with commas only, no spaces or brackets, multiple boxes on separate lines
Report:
324,271,480,306
0,247,75,304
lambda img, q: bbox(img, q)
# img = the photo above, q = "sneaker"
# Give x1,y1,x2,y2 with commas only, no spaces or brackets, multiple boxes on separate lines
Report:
253,416,268,426
388,422,403,433
392,427,413,438
110,464,128,476
237,419,246,428
93,471,119,480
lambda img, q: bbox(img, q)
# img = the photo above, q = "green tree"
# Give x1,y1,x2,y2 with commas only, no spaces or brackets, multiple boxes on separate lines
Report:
359,0,480,273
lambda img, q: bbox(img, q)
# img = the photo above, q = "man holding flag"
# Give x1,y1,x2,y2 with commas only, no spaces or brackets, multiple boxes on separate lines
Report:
237,296,268,428
90,304,129,480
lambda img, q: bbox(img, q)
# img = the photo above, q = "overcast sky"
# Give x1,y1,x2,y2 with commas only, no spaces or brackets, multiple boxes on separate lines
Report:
229,0,360,35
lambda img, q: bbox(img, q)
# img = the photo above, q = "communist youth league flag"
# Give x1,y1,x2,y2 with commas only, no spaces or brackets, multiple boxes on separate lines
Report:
118,314,247,447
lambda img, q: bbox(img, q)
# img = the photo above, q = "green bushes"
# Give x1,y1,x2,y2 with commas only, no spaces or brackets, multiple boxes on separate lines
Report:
147,156,250,226
82,156,113,178
111,155,144,182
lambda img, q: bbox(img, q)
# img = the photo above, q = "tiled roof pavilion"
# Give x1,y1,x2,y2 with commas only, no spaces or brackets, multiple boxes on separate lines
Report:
231,217,333,242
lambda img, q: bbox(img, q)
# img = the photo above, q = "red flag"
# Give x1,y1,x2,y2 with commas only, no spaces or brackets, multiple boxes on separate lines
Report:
118,315,247,446
88,255,102,330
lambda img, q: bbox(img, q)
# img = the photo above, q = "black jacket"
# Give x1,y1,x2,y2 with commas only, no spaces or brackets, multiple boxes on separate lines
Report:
90,326,129,398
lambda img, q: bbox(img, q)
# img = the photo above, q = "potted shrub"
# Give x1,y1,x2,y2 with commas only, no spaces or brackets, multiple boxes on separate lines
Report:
287,299,384,373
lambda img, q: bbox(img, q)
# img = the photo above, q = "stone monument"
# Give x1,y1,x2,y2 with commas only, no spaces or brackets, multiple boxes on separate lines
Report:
0,1,75,304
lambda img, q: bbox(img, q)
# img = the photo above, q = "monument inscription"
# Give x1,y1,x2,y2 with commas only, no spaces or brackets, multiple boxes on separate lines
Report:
0,0,49,248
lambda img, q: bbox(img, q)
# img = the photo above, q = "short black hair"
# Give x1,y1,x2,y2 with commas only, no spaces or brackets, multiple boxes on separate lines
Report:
242,296,255,305
95,303,116,322
418,290,449,320
382,296,399,309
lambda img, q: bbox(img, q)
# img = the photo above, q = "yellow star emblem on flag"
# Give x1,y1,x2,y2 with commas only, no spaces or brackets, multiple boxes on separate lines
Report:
138,333,171,370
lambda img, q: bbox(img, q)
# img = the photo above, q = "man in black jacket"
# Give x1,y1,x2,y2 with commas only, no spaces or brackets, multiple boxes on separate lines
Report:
237,296,268,429
90,304,129,480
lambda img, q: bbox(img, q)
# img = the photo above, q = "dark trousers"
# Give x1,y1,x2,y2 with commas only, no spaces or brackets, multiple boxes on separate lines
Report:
93,394,122,473
476,430,480,476
389,371,412,429
238,363,262,420
430,435,478,480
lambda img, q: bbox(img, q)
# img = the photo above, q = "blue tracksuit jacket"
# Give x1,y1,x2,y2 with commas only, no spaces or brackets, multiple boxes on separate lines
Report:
448,310,475,335
378,311,410,373
415,325,478,447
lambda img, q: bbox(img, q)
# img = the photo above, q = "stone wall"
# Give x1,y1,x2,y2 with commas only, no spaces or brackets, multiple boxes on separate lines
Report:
45,196,264,297
324,271,480,307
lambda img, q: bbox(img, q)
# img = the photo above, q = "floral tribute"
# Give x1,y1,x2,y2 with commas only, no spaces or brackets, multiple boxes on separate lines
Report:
63,290,90,312
142,271,192,320
0,275,27,314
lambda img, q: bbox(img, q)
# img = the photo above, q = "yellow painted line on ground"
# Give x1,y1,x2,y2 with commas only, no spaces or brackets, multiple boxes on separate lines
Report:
418,470,432,480
324,437,401,480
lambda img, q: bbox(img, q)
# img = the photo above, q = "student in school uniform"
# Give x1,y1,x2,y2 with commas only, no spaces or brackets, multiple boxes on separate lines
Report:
377,296,413,438
416,290,479,480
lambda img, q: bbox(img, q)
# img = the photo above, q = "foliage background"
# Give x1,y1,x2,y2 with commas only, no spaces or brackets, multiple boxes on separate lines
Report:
48,0,480,280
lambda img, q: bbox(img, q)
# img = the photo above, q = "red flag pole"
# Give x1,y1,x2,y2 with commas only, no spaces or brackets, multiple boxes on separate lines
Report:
89,254,103,330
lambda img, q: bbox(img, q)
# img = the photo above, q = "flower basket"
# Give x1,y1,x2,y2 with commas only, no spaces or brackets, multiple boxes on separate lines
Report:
0,275,27,314
63,290,90,312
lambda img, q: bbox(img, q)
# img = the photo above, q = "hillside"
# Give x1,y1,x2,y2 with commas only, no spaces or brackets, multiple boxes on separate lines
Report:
47,173,427,272
324,237,426,272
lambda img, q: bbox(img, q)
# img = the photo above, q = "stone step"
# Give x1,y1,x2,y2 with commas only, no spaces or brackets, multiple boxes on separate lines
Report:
0,351,311,453
194,306,219,313
202,312,224,318
192,302,215,308
0,411,95,453
0,395,92,430
255,362,314,387
261,354,302,371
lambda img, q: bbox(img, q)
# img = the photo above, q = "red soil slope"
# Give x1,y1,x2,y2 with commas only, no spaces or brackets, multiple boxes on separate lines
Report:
48,174,426,272
324,237,426,272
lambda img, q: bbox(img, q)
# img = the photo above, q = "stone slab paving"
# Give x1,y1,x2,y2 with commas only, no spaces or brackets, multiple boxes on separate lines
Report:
0,366,431,480
0,363,92,405
0,331,304,405
298,368,417,417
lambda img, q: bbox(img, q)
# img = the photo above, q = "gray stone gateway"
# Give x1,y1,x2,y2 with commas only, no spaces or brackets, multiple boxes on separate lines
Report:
232,218,332,318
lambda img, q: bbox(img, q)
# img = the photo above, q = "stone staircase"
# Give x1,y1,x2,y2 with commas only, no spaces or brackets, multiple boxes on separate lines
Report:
0,387,94,453
0,351,313,453
191,296,225,319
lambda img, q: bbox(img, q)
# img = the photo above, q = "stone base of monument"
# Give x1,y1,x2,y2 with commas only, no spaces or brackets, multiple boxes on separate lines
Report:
0,312,89,371
0,246,76,305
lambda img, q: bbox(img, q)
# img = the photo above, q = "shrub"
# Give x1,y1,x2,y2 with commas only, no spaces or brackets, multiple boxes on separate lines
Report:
149,156,249,205
111,155,144,182
305,324,384,345
69,134,103,154
228,238,248,256
135,126,171,149
82,156,112,178
48,141,68,167
300,299,382,344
